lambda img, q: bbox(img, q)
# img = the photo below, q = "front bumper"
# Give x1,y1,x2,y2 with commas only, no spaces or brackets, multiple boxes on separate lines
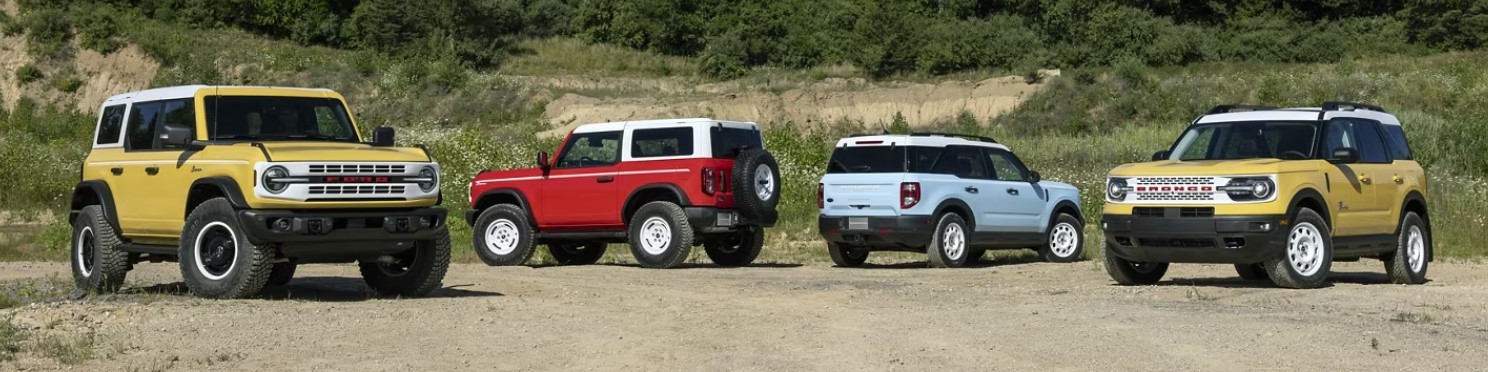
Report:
238,208,448,260
819,215,935,250
1102,212,1285,264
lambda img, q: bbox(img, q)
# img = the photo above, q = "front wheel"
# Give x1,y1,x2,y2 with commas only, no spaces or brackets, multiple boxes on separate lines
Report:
1383,212,1429,284
627,201,695,268
473,204,536,266
179,198,274,299
704,227,764,267
359,226,451,298
1264,208,1333,289
1103,244,1168,285
1039,214,1085,262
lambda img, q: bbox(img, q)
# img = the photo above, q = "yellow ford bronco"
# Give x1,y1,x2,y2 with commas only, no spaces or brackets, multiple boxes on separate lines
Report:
68,85,449,298
1102,102,1430,288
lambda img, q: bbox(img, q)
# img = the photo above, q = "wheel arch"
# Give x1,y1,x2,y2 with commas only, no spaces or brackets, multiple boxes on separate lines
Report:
185,177,250,219
70,180,121,232
1287,188,1330,227
932,198,974,227
1051,200,1084,225
622,183,691,223
1400,190,1431,261
472,188,536,227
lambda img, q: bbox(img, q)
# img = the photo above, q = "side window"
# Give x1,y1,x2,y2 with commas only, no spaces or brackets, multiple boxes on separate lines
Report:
1351,120,1390,163
931,146,990,179
631,127,694,158
158,99,195,149
126,101,163,151
986,149,1030,182
557,131,622,168
1381,124,1413,160
94,105,126,145
1323,119,1356,156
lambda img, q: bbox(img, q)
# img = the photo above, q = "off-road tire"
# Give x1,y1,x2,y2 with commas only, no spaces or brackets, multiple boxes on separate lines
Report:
359,226,451,297
1103,243,1168,285
1264,208,1333,289
927,213,970,268
827,242,869,267
1234,263,1269,281
179,198,273,299
732,148,781,222
1384,212,1429,285
473,204,536,266
628,201,695,268
71,205,129,293
267,262,296,286
1039,213,1085,262
548,242,607,266
704,227,764,267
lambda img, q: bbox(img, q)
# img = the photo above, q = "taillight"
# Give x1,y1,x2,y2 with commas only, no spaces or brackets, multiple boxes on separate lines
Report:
900,182,920,209
702,168,716,195
817,183,824,209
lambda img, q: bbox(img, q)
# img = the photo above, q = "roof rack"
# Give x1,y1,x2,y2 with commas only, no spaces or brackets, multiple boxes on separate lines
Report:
908,132,998,143
1205,104,1278,115
1321,101,1387,113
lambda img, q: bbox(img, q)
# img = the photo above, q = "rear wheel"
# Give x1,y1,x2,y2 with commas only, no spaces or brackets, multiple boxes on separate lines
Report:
548,242,607,266
71,205,129,293
359,226,451,297
1264,208,1332,289
1384,212,1429,284
1039,214,1085,262
827,242,869,267
1233,263,1268,281
627,201,694,268
473,204,536,266
704,227,764,267
179,198,273,299
927,213,969,268
1103,243,1168,285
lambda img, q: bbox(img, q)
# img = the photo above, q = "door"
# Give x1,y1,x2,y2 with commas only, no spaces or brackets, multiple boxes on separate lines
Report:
540,131,622,227
1347,119,1403,235
116,99,197,236
1322,119,1388,237
983,149,1045,233
931,146,998,233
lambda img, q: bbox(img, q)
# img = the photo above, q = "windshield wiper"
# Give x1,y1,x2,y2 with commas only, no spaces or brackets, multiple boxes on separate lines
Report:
215,135,267,141
286,134,354,142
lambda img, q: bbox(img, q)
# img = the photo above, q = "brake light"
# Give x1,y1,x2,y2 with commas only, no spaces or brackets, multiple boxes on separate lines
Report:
817,183,824,209
900,182,920,209
702,168,716,195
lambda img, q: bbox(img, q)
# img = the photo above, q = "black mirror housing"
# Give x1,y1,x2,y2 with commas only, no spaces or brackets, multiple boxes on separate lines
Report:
371,127,396,147
1151,150,1171,161
537,151,551,170
1329,147,1360,164
160,124,194,148
1029,171,1042,183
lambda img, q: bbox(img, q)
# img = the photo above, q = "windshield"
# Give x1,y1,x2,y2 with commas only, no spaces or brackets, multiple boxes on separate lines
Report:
204,96,359,142
1168,121,1318,161
827,146,941,173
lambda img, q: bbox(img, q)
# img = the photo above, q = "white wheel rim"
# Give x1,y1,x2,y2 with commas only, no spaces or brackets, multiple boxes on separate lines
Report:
484,219,521,255
942,222,965,260
194,221,239,281
1286,222,1325,276
1407,225,1425,273
640,217,673,255
76,226,94,277
754,164,775,201
1049,223,1079,258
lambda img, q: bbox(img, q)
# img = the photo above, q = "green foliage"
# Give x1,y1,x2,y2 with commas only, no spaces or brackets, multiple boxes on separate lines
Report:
21,7,72,58
76,5,123,54
52,75,84,93
887,112,911,134
14,64,42,84
1400,0,1488,50
0,11,22,36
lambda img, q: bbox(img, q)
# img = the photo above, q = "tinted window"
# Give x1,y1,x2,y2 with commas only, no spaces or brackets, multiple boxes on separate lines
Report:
126,102,163,150
1325,119,1390,163
631,127,694,158
710,127,763,158
986,150,1029,182
1169,121,1318,160
1381,124,1413,160
931,146,990,179
826,146,940,173
204,96,357,142
158,99,195,149
557,131,622,168
95,105,126,145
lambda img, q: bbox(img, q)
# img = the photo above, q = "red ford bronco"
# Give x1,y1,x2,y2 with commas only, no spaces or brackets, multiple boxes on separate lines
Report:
465,118,780,268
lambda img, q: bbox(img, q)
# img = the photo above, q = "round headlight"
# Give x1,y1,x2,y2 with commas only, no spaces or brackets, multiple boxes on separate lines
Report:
1250,179,1274,199
263,166,289,194
1106,179,1128,201
418,166,437,192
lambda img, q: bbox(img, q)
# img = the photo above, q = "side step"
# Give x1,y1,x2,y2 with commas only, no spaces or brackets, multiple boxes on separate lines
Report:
119,243,178,256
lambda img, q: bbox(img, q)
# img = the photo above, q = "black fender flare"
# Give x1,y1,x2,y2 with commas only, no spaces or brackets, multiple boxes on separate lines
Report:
472,188,536,226
190,177,250,209
70,181,121,232
622,183,691,221
931,199,975,227
1049,199,1084,226
1286,188,1329,224
1399,190,1431,261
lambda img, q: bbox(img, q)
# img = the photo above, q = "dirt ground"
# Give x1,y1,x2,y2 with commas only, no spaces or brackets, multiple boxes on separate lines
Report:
2,259,1487,372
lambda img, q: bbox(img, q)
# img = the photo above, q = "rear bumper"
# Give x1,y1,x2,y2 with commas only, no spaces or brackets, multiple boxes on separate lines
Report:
1102,213,1285,264
237,208,448,260
819,215,935,250
685,207,773,234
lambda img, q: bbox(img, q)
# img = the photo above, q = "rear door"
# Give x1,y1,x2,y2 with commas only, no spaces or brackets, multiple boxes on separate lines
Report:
819,144,912,217
541,131,622,227
1346,119,1403,235
983,148,1046,233
1321,119,1380,237
929,146,998,232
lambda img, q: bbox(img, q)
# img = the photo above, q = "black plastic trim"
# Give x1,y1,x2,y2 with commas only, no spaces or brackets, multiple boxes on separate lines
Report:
932,199,975,227
1051,200,1084,224
251,142,273,161
1286,188,1330,225
119,243,177,255
1103,213,1287,264
70,181,122,233
1205,104,1278,115
236,208,447,246
1322,101,1387,113
470,188,535,226
819,215,936,251
190,177,250,209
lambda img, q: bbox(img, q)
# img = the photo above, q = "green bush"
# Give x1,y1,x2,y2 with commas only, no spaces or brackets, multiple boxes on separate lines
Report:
75,5,122,54
21,7,71,58
52,75,83,93
14,65,42,84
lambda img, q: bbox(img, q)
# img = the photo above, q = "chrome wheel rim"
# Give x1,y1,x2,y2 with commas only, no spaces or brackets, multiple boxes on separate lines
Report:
754,164,774,201
75,226,95,277
1287,222,1325,276
1049,223,1079,258
1407,225,1425,273
194,222,238,281
942,222,965,260
484,219,520,255
640,217,673,255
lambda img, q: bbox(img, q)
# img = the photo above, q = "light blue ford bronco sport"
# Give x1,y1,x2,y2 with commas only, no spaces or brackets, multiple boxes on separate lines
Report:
817,133,1086,268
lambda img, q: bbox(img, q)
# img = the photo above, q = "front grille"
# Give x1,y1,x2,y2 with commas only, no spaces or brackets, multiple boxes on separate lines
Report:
1132,207,1216,218
308,164,407,174
1180,207,1215,218
1138,238,1214,248
308,185,406,195
1134,192,1213,201
1134,177,1214,185
1133,207,1165,218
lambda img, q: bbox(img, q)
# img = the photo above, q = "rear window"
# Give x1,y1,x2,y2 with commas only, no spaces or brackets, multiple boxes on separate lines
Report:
827,146,941,174
95,104,125,145
632,127,694,158
1381,124,1412,160
710,126,763,158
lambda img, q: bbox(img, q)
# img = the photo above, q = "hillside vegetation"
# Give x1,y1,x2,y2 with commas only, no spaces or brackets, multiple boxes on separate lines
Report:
1,1,1486,264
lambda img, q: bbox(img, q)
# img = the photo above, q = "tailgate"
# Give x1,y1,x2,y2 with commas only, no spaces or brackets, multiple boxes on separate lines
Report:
820,174,904,217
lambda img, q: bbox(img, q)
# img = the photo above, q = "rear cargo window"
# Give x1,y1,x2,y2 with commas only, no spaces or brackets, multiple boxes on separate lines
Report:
710,126,763,158
632,127,694,158
827,146,940,174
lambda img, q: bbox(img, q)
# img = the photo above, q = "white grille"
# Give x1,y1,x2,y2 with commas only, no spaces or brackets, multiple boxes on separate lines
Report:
1134,177,1214,185
1135,192,1214,201
308,185,407,195
307,164,407,174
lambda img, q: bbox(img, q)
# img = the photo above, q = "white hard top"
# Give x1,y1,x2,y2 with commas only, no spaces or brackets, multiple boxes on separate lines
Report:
100,85,338,106
834,134,1010,151
571,118,758,134
1198,108,1401,126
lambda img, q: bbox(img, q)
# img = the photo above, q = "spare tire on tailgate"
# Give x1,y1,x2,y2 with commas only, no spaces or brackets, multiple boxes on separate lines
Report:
732,148,781,224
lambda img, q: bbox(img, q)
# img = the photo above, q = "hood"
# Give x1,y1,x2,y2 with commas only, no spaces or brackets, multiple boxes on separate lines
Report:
1038,180,1078,192
1107,159,1310,177
254,142,433,162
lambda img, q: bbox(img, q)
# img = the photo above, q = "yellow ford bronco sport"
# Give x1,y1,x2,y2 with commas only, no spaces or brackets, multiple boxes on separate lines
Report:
1102,102,1430,289
68,85,450,299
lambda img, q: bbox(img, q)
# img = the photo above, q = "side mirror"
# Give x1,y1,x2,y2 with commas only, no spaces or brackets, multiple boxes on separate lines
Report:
160,124,194,148
1329,148,1359,164
1029,171,1042,183
536,151,551,170
371,127,396,147
1151,150,1171,161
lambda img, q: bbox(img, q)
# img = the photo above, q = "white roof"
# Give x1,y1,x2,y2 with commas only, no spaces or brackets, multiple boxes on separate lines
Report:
1197,108,1401,125
100,85,338,106
834,134,1010,151
571,118,758,134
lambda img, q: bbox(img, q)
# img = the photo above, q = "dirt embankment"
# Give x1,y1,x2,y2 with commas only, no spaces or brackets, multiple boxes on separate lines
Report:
0,5,159,114
3,260,1487,371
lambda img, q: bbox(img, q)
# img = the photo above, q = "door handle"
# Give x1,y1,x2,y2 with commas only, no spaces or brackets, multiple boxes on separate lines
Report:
1006,188,1019,196
1359,175,1371,184
1393,175,1404,184
145,167,160,176
964,186,978,194
596,176,614,183
110,167,123,176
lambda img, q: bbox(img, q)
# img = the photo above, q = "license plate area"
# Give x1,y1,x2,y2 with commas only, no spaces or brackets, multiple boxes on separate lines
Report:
847,217,869,230
715,212,737,227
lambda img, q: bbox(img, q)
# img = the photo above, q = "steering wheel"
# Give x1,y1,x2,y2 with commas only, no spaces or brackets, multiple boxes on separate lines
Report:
579,156,593,166
1280,151,1307,160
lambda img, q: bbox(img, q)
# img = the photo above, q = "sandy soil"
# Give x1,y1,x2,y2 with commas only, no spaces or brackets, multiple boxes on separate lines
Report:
0,2,159,113
3,259,1486,372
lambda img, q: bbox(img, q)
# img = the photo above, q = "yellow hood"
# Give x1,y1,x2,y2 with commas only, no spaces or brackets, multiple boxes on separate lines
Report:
1108,159,1315,177
253,142,433,162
